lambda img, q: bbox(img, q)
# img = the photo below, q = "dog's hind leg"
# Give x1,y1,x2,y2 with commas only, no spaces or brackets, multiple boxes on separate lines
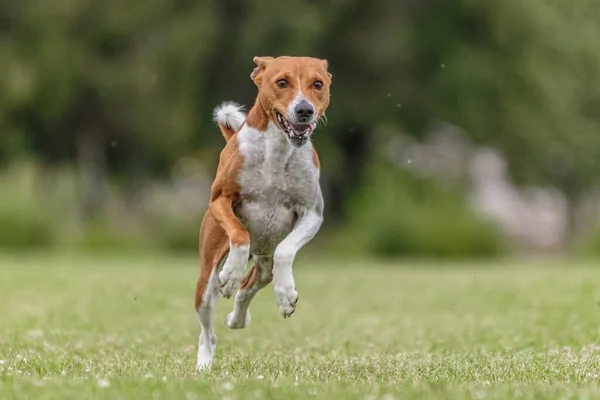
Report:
226,256,273,329
195,212,229,371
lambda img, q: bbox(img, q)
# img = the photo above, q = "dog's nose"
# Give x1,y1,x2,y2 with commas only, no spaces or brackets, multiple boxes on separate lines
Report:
294,100,314,121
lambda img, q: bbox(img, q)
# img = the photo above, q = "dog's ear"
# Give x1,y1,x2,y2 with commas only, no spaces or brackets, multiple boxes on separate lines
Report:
321,59,333,82
250,56,274,85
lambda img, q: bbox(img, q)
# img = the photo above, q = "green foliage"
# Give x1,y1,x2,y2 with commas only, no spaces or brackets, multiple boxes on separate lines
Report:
0,165,53,249
1,0,600,254
1,0,217,173
150,214,200,253
346,165,505,258
369,204,503,259
577,225,600,258
410,0,600,197
0,199,53,249
0,162,198,253
2,0,598,191
65,221,154,254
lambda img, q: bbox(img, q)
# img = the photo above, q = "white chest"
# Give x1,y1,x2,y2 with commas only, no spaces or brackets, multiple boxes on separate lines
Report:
234,124,320,255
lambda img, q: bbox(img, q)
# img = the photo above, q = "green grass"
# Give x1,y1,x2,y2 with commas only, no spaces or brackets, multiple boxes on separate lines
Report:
1,253,600,399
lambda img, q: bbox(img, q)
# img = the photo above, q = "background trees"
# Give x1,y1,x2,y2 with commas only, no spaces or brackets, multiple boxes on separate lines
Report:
1,0,598,256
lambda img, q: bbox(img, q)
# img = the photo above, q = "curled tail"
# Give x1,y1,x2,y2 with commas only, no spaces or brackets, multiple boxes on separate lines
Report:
213,102,246,142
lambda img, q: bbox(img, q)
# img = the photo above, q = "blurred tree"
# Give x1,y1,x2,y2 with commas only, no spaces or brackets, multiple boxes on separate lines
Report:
408,0,600,238
0,0,598,245
0,0,216,220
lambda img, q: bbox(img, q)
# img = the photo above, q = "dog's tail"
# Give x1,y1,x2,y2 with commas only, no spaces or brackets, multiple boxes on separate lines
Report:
213,102,246,142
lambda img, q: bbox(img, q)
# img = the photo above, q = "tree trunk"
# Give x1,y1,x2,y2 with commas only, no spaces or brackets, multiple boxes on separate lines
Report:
76,127,108,223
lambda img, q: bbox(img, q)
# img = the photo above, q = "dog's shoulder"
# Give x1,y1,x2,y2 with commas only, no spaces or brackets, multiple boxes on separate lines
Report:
212,133,245,198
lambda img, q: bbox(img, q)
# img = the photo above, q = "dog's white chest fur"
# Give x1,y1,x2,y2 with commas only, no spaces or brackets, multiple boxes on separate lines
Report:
235,122,320,255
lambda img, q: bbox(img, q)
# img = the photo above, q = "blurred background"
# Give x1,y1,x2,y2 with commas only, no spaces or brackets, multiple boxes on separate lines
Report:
1,0,599,259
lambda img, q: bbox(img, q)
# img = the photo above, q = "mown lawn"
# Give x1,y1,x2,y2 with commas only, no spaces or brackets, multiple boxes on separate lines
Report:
0,253,599,399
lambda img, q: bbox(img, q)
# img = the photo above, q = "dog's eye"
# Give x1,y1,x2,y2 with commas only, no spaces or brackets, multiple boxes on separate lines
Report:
313,80,323,89
276,79,288,89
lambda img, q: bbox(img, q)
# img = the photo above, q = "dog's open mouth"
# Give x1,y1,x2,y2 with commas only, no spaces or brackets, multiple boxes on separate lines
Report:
276,112,317,147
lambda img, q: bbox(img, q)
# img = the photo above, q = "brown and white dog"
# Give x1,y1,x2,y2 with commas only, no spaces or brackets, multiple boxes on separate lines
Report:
194,56,332,370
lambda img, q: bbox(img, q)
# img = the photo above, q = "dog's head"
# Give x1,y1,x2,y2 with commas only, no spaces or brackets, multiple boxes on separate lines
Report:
250,56,332,147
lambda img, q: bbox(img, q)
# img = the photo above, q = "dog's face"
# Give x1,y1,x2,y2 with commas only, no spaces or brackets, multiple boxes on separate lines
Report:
251,56,332,147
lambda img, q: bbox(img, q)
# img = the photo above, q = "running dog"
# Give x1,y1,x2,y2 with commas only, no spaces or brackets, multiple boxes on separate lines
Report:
194,56,332,370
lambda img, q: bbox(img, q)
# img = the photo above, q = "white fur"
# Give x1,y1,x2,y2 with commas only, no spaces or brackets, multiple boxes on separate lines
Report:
213,102,246,131
226,256,274,329
287,91,303,120
286,90,317,125
273,209,323,316
218,243,250,298
196,267,220,370
236,121,323,317
196,112,324,371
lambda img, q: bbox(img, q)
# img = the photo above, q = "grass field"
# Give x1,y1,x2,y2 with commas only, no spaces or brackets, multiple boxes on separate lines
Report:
1,253,599,399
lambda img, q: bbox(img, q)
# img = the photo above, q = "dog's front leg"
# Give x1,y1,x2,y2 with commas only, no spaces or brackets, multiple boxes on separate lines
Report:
209,196,250,298
273,194,324,317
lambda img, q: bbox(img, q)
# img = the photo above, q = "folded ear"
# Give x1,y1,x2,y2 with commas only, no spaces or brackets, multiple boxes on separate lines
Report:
321,59,333,82
250,56,275,84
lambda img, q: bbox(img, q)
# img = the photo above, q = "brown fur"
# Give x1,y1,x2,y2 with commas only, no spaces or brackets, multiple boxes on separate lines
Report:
245,97,269,131
194,211,229,309
250,56,332,125
218,123,237,142
194,134,248,308
239,262,260,290
208,136,249,246
312,148,321,169
195,56,331,309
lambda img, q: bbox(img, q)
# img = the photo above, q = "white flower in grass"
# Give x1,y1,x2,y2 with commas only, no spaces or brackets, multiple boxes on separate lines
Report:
96,378,111,388
222,382,234,391
0,360,6,365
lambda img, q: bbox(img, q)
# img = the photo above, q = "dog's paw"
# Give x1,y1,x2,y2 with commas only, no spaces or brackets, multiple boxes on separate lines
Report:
196,357,213,372
225,310,251,329
274,285,298,318
196,333,216,372
218,268,243,299
218,245,249,298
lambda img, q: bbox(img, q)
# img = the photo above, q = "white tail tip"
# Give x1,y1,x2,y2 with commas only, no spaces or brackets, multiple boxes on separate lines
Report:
213,102,246,132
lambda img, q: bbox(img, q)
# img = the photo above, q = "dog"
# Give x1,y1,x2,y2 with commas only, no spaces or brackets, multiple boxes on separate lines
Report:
194,56,332,370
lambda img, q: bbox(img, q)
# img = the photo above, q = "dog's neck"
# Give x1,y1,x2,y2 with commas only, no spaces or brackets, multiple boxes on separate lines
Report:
243,96,305,165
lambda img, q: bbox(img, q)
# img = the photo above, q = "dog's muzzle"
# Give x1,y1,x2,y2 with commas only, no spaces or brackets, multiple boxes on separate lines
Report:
276,112,317,147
